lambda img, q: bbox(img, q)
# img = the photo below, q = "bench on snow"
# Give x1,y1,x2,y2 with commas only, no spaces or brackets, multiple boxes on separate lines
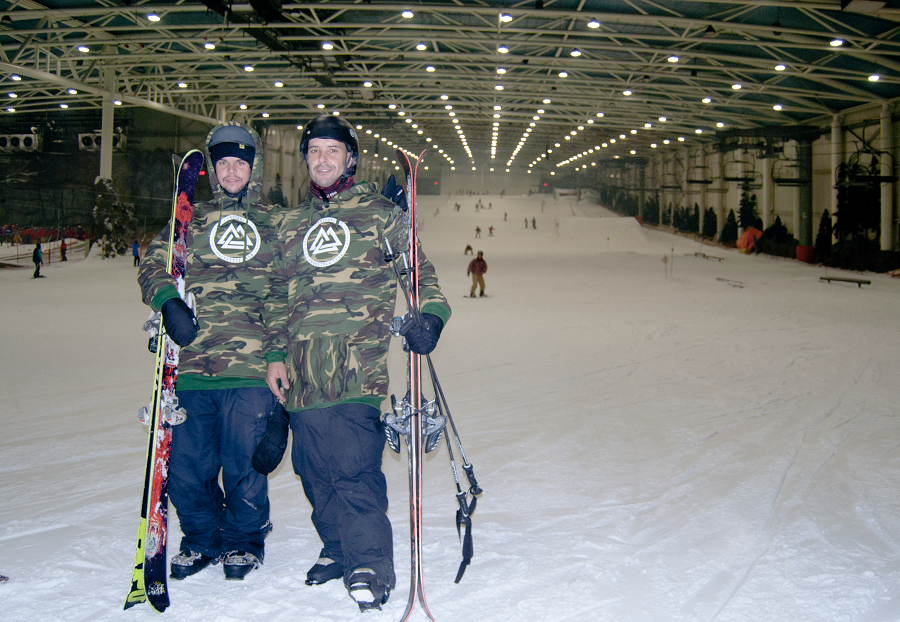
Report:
820,276,871,287
694,252,724,262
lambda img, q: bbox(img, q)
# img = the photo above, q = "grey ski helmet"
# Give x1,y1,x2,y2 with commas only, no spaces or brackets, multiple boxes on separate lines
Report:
300,114,359,176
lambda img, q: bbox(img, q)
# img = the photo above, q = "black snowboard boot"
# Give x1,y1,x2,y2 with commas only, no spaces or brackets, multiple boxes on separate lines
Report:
347,567,390,612
306,556,344,585
170,550,218,580
223,551,260,580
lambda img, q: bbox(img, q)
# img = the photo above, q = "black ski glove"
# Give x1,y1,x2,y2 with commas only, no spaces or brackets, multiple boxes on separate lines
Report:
381,174,408,211
252,402,291,475
161,297,198,347
399,312,444,355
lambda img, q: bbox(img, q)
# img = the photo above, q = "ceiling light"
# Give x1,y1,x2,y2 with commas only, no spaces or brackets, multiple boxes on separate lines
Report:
663,139,670,144
623,90,632,96
204,42,216,50
500,13,513,22
702,97,712,103
177,82,187,88
113,100,122,105
67,88,77,94
496,67,506,74
731,83,741,89
773,104,783,110
262,112,269,118
678,136,685,141
559,71,568,78
571,49,582,57
402,10,414,18
146,13,160,22
498,45,509,53
78,46,89,53
830,39,844,47
240,104,248,110
441,94,448,100
695,129,702,134
273,81,284,87
644,123,652,128
494,105,502,111
869,74,880,81
426,66,435,72
244,65,254,72
717,122,725,127
775,64,786,71
543,98,551,104
11,75,20,81
416,43,427,51
389,104,397,109
317,103,325,109
659,116,666,122
668,56,679,63
6,107,14,112
495,84,504,90
588,19,600,28
60,103,68,109
363,81,373,87
7,93,15,98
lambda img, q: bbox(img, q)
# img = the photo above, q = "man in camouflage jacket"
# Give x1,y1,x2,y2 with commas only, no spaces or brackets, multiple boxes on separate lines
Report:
138,122,280,581
262,115,450,611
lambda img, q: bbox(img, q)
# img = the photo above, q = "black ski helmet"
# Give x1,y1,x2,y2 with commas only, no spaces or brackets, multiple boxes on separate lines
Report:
300,114,359,176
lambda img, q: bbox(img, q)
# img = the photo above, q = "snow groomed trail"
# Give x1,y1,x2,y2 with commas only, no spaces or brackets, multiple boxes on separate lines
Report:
2,193,899,622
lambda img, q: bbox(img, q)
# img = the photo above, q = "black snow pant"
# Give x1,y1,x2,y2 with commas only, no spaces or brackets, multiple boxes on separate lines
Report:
32,261,40,278
170,387,276,560
290,402,395,589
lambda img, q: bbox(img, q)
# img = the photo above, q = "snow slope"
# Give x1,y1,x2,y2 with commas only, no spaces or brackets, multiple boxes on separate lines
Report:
2,193,900,622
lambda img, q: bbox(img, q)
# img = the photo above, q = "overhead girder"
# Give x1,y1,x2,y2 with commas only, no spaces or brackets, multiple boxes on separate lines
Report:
0,0,896,171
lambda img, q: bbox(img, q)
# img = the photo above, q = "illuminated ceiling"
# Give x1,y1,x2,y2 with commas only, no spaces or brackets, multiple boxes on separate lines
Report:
0,0,898,171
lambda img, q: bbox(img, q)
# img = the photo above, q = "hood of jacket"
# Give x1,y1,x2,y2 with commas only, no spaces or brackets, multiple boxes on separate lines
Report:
204,121,265,208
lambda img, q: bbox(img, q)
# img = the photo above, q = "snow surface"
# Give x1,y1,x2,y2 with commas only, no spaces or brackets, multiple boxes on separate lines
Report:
2,194,900,622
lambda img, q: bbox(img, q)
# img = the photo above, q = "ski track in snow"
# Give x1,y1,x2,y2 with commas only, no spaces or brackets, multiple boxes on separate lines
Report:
2,193,900,621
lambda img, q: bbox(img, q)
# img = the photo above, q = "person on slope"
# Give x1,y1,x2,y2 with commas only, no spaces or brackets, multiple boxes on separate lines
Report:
260,114,451,612
138,122,281,582
467,250,488,298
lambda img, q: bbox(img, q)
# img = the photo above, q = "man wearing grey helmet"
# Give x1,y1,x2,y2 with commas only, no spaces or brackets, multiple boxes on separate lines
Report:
260,114,450,612
138,121,282,582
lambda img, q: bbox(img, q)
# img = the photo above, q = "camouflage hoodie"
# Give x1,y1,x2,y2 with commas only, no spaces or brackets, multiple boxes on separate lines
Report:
264,182,450,412
138,122,280,391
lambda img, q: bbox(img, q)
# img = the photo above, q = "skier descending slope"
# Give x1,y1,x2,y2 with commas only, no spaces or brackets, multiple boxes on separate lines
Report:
261,114,450,612
138,122,282,583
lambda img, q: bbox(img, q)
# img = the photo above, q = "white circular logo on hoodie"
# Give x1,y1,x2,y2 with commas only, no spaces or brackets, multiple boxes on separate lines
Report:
209,214,261,263
303,217,351,267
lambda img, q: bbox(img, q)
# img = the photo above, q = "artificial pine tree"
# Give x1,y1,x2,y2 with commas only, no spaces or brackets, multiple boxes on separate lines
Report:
701,207,718,239
814,209,833,263
720,209,739,245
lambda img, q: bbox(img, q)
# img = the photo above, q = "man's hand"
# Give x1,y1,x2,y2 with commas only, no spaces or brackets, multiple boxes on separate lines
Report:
399,313,444,355
266,361,290,402
161,297,199,347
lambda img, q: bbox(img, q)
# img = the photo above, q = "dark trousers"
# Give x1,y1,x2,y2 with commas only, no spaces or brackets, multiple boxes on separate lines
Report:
32,261,40,278
170,387,276,559
290,403,394,586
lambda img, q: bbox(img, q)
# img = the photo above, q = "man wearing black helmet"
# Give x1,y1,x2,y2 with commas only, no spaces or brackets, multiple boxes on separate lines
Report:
138,121,282,582
261,115,451,612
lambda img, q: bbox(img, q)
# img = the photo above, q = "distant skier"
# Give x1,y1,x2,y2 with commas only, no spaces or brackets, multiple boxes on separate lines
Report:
59,239,67,261
467,251,487,298
475,226,481,238
31,242,43,278
488,226,494,236
532,218,537,229
464,244,473,255
132,240,140,267
524,217,528,228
